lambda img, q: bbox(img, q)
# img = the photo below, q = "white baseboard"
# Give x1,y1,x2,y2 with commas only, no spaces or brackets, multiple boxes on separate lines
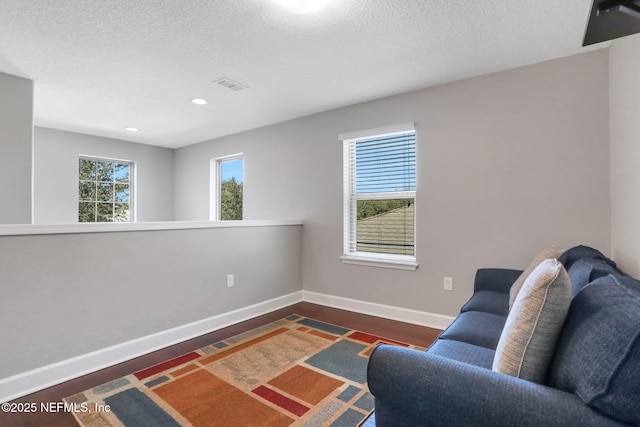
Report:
0,291,452,403
0,291,303,403
302,290,455,331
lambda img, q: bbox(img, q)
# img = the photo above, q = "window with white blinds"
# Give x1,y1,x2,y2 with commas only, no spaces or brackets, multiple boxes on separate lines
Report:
341,123,417,269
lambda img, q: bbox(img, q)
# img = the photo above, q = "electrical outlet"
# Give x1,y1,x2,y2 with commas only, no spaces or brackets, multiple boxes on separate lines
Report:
226,274,234,288
444,276,453,291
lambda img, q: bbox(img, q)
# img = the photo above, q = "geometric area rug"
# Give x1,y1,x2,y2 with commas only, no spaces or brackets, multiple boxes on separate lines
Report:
64,315,424,426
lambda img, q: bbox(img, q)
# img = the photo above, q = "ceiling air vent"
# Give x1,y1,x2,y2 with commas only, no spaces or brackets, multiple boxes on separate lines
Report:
213,78,248,91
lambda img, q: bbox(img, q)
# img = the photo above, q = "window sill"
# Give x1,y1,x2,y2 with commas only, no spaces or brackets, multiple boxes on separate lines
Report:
340,255,419,271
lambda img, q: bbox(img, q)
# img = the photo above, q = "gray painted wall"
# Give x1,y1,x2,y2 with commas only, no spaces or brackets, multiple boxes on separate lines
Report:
0,72,33,224
34,127,175,223
0,225,302,378
610,33,640,277
175,50,611,316
0,47,617,381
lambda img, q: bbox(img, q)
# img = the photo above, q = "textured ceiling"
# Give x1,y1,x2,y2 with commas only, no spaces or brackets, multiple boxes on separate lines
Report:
0,0,604,148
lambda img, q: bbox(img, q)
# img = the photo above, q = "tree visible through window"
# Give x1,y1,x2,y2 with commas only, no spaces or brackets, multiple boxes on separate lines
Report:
78,158,132,222
219,157,243,220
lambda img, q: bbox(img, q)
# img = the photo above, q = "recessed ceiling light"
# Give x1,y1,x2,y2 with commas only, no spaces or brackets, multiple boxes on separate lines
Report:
192,98,208,105
277,0,327,14
125,127,139,132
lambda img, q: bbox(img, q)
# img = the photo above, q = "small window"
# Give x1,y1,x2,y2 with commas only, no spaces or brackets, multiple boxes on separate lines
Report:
211,155,243,221
341,124,417,269
78,157,133,222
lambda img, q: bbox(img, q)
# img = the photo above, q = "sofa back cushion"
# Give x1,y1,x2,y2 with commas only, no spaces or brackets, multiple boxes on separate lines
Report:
557,245,617,270
548,274,640,425
494,259,572,383
567,258,621,296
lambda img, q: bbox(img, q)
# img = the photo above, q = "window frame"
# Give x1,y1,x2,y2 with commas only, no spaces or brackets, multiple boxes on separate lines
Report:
210,153,244,221
78,155,135,223
340,123,418,270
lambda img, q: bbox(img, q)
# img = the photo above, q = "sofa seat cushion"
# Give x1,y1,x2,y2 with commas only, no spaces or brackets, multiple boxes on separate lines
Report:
549,274,640,426
493,259,572,383
439,311,506,350
427,338,495,369
461,290,509,316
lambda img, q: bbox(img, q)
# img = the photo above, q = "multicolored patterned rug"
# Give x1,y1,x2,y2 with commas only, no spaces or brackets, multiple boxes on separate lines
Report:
64,315,423,426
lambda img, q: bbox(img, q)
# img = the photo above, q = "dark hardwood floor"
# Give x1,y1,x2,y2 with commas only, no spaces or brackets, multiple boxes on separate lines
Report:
0,302,441,427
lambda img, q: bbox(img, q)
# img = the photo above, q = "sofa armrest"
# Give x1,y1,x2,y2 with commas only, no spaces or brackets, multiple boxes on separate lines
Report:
367,345,624,427
473,268,522,293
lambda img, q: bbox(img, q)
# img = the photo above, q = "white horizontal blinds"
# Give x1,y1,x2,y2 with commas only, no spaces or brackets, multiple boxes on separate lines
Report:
343,126,416,259
355,132,416,194
356,200,414,255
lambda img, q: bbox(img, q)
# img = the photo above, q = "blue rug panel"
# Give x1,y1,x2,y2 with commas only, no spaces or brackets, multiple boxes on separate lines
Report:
298,318,351,336
104,388,181,427
305,340,368,383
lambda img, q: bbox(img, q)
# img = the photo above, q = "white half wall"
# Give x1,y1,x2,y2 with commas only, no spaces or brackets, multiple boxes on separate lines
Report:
174,50,611,317
33,127,175,223
0,223,302,380
610,33,640,277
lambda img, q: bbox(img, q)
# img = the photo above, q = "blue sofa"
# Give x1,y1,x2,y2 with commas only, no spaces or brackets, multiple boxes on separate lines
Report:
367,246,640,426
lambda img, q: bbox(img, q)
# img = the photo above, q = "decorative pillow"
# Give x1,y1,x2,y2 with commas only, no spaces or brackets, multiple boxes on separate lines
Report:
509,245,564,309
493,258,572,383
548,274,640,425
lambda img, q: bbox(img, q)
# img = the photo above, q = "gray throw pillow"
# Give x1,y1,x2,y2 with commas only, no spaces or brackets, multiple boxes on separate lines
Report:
493,258,572,383
509,245,564,309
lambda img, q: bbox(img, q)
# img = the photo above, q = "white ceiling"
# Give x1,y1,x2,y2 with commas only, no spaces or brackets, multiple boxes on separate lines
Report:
0,0,605,149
